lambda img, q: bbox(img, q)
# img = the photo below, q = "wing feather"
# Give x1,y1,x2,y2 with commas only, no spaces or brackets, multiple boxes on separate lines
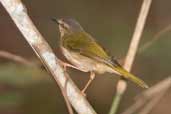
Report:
63,32,114,65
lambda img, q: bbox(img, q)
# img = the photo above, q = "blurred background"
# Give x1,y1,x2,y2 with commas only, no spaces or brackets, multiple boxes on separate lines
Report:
0,0,171,114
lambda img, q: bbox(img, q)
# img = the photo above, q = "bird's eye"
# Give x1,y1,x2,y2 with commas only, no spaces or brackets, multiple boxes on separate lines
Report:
60,23,65,27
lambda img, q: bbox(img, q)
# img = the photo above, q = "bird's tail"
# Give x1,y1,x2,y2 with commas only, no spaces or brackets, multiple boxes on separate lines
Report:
112,66,149,88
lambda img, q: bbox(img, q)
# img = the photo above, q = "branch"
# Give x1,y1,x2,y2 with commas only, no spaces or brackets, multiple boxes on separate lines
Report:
109,0,152,114
0,0,97,114
139,24,171,53
138,92,166,114
124,0,152,71
136,76,171,99
121,76,171,114
0,50,34,66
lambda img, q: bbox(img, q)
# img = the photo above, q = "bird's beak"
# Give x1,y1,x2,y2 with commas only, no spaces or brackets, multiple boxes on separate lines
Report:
51,18,59,25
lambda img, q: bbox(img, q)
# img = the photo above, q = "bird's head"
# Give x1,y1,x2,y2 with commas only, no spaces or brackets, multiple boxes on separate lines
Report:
52,18,84,36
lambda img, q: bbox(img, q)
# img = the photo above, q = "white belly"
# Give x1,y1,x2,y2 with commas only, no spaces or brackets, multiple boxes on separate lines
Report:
61,47,114,74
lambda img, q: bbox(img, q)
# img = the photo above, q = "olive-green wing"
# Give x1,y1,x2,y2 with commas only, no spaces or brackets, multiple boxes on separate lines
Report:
63,32,113,65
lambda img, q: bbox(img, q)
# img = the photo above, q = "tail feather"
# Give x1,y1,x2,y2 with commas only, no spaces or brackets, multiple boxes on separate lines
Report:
112,66,149,88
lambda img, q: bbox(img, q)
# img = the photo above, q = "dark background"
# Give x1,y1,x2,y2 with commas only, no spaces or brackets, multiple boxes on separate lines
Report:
0,0,171,114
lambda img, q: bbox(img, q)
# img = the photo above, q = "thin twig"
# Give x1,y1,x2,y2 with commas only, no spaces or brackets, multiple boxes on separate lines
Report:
139,24,171,53
139,80,170,114
136,76,171,99
109,0,152,114
109,80,127,114
124,0,152,71
138,91,166,114
0,50,34,66
121,76,171,114
0,0,97,114
120,99,146,114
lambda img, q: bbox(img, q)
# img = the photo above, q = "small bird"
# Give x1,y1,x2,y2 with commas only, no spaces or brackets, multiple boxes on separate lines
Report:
52,18,148,93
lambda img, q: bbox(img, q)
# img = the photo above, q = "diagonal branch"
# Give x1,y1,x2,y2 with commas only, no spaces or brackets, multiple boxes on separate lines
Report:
121,76,171,114
0,0,97,114
0,50,34,66
109,0,152,114
124,0,152,71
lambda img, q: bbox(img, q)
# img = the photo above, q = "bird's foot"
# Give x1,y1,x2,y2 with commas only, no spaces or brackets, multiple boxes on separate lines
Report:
81,90,87,97
58,59,85,72
58,60,73,71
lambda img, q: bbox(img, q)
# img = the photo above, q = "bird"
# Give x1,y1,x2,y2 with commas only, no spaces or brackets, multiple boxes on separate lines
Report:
52,18,148,93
